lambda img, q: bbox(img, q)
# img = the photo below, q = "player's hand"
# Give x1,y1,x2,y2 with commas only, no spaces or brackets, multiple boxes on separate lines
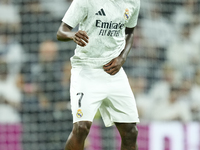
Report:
103,56,125,75
73,30,89,47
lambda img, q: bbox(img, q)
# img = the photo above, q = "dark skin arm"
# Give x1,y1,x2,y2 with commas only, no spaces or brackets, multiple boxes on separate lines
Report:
57,22,89,46
103,27,135,75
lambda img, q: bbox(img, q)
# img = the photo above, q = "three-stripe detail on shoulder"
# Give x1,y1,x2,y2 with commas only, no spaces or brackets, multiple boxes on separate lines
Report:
95,8,106,16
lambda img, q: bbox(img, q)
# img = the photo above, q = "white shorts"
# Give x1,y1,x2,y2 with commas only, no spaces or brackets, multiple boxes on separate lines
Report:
70,67,139,127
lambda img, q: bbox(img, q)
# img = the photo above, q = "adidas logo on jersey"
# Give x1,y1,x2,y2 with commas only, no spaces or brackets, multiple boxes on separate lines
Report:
95,8,106,16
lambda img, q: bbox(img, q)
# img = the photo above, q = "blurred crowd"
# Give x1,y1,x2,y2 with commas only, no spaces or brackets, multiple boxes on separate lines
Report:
0,0,73,150
127,0,200,123
0,0,200,150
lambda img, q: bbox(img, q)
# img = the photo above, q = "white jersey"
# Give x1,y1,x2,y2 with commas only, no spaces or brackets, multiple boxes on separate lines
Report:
62,0,140,68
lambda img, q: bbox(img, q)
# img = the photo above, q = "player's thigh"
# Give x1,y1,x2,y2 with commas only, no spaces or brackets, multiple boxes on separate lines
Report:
70,67,107,123
107,68,139,123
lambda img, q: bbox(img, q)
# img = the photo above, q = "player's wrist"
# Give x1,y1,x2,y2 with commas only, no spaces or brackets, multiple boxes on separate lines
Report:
69,32,76,40
117,55,126,66
118,53,126,63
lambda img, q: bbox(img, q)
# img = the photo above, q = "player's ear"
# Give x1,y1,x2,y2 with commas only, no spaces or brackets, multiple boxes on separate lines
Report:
125,27,134,35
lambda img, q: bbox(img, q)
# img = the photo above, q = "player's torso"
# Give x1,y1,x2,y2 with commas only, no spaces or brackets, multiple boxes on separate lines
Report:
85,0,134,36
72,0,137,67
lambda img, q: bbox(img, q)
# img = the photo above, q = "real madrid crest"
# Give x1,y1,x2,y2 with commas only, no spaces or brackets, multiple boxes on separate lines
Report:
76,109,83,118
124,8,130,20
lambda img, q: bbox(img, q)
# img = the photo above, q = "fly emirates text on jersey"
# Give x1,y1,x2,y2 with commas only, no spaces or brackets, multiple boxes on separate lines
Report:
96,20,125,37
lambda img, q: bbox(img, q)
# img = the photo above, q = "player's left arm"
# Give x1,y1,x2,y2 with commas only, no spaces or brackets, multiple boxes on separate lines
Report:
103,27,134,75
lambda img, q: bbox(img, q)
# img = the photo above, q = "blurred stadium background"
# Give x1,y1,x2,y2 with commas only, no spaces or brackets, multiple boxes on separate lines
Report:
0,0,200,150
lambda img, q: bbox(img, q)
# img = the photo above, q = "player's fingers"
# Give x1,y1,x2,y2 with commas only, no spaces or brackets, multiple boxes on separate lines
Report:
74,36,86,47
110,70,118,75
81,35,89,43
103,60,114,68
105,67,117,75
109,67,119,75
79,30,89,39
75,32,89,44
104,61,119,71
103,65,113,71
77,31,89,43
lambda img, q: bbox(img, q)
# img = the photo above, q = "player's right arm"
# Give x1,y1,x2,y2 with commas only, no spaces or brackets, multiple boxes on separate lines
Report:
57,22,89,47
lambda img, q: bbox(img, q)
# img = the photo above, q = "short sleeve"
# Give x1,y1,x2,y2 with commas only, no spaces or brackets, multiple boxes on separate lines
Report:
126,0,140,28
62,0,88,28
